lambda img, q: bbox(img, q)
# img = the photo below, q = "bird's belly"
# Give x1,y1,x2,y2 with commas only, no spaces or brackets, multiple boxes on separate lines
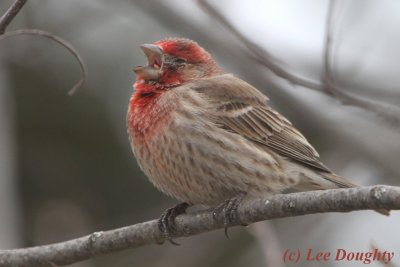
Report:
132,116,293,206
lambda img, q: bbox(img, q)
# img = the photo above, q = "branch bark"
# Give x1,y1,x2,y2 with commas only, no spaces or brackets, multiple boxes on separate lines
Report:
0,185,399,267
0,0,27,34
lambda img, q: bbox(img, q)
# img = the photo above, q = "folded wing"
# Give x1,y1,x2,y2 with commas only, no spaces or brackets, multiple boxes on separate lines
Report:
189,74,331,173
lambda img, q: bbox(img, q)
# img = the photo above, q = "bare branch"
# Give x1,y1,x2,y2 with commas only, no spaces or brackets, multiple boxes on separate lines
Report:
321,1,400,126
322,0,337,95
0,185,399,267
0,29,87,95
0,0,28,34
197,0,400,127
197,0,321,91
0,1,86,94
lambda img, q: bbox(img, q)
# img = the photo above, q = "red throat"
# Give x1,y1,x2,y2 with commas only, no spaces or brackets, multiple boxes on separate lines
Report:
128,80,176,140
127,87,173,142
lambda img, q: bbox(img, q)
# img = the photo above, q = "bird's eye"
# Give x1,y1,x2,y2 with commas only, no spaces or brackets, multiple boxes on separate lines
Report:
175,58,187,64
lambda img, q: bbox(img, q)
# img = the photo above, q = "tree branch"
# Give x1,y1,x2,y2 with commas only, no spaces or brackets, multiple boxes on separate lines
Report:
197,0,320,91
0,0,27,34
197,0,400,127
0,185,399,266
0,29,87,95
322,0,336,95
0,1,86,95
320,0,400,126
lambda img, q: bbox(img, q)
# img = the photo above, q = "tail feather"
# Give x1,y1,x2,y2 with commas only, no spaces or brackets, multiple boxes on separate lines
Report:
320,173,358,188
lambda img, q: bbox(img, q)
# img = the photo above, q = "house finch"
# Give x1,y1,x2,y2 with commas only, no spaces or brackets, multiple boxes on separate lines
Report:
127,38,388,243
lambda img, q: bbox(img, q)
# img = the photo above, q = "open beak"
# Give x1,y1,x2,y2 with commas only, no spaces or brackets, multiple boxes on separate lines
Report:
134,44,163,81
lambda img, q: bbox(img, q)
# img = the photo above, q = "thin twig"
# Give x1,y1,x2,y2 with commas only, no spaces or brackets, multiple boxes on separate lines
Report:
0,29,87,95
197,0,322,91
197,0,400,127
320,1,400,126
322,0,337,95
0,185,398,267
0,0,28,34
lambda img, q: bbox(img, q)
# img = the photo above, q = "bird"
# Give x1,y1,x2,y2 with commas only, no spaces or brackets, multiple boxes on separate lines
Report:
126,38,388,243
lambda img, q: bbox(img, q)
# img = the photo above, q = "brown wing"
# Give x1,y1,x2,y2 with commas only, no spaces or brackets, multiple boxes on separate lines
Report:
189,74,331,173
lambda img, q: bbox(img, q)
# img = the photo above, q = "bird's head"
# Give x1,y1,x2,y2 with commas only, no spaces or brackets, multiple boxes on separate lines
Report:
134,38,223,88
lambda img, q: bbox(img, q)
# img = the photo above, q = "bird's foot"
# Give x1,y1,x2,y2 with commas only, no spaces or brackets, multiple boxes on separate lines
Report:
212,193,246,238
158,202,189,245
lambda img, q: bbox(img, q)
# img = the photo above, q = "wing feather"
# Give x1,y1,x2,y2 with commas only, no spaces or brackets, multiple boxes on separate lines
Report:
188,74,331,172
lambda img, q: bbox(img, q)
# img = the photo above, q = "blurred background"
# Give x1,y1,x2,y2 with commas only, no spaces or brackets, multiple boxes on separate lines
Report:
1,0,400,266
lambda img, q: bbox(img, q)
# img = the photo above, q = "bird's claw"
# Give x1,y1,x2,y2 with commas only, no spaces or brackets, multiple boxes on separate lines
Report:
158,202,189,245
212,193,246,238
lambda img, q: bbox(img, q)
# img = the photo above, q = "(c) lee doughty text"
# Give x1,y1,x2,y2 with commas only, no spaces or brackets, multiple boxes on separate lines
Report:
283,248,395,264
